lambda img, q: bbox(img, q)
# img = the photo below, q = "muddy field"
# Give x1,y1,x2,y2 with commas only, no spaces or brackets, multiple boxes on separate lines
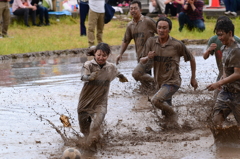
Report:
0,46,240,159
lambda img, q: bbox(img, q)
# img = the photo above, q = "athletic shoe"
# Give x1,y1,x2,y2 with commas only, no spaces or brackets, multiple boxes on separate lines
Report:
224,11,231,15
230,12,237,16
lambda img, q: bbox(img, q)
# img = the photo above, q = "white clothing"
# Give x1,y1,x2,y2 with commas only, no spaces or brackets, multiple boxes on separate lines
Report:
89,0,105,13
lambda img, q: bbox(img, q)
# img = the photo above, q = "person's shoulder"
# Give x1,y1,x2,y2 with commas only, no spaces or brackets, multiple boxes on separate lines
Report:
106,61,117,68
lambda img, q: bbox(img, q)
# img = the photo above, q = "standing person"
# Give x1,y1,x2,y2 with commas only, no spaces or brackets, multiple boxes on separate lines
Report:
207,20,240,128
203,16,240,99
151,0,165,14
77,43,128,149
12,0,37,27
136,17,198,128
116,0,157,65
0,0,10,38
31,0,50,26
87,0,105,47
77,0,89,36
178,0,205,32
223,0,237,16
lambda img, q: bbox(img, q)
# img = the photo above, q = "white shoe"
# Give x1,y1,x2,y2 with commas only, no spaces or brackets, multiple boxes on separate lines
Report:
224,11,231,15
230,12,237,16
0,36,2,38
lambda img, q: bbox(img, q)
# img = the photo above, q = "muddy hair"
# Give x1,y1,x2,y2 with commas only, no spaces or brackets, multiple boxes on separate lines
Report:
156,17,172,30
214,20,234,36
130,0,142,9
213,16,232,34
87,43,111,56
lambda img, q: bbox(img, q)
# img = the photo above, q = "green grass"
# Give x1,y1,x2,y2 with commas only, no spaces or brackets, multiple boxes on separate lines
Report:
1,15,240,55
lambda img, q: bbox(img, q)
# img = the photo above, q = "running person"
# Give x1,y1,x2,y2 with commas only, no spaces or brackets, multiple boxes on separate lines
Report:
207,20,240,128
116,0,157,64
77,43,128,148
136,17,198,128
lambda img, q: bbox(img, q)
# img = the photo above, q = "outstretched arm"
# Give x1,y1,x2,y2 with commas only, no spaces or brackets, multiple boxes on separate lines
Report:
116,41,130,65
189,56,198,90
207,67,240,91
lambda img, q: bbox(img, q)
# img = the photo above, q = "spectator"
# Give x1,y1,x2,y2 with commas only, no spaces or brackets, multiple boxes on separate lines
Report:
0,0,11,38
207,20,240,128
12,0,38,27
77,0,89,36
87,0,105,47
31,0,50,26
223,0,237,16
135,17,198,128
164,0,184,18
203,16,240,99
178,0,205,32
151,0,165,14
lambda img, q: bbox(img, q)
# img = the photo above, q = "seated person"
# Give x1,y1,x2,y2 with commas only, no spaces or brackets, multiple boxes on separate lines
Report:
31,0,50,26
12,0,38,27
178,0,205,32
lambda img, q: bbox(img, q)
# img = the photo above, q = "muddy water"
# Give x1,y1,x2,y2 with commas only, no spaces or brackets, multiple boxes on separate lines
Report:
0,46,240,159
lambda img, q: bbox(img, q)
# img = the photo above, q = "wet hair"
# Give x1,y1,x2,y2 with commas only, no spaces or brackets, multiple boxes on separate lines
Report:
213,16,232,33
87,43,111,56
156,17,172,30
130,0,142,9
214,20,234,36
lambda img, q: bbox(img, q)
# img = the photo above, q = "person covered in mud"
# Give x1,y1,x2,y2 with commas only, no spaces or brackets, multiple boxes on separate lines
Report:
134,17,198,128
207,20,240,128
116,0,157,66
203,16,240,99
77,42,128,150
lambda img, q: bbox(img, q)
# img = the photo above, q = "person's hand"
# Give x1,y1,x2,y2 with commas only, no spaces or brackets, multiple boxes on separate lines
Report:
191,77,198,90
118,74,128,82
208,43,217,52
116,55,122,65
206,82,222,91
31,6,37,10
147,51,155,59
188,0,194,5
88,71,98,81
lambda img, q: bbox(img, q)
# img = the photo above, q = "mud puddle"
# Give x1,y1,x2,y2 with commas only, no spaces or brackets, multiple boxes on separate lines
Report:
1,46,240,159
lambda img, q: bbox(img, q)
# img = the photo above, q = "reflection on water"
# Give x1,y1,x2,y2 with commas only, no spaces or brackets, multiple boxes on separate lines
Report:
0,50,137,87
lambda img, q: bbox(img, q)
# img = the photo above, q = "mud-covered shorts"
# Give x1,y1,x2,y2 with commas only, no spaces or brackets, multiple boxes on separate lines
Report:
213,90,240,124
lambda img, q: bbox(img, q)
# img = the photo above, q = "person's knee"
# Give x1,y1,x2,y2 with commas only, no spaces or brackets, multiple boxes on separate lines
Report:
212,112,224,126
132,65,144,81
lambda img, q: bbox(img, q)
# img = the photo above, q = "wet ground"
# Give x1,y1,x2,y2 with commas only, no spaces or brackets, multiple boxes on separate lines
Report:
1,45,240,159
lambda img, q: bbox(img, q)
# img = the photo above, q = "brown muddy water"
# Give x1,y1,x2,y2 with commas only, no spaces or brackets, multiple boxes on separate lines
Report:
0,45,240,159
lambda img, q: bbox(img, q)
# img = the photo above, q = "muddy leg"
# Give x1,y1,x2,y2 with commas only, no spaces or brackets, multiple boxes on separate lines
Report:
132,60,154,83
78,112,91,137
212,112,225,128
87,106,107,148
151,84,179,128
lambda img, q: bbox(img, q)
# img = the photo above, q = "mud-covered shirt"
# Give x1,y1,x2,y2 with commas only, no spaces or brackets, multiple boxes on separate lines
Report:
222,42,240,93
77,59,120,113
141,36,193,88
123,15,157,60
207,35,240,80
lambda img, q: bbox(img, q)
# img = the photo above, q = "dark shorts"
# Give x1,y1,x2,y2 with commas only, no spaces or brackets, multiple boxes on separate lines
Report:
213,90,240,124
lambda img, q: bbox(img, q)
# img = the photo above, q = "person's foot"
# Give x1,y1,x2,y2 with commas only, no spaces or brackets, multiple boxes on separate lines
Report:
3,34,13,38
37,23,45,27
25,24,30,27
0,36,2,38
32,24,40,27
179,26,183,32
230,12,237,16
224,11,231,15
45,23,50,26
